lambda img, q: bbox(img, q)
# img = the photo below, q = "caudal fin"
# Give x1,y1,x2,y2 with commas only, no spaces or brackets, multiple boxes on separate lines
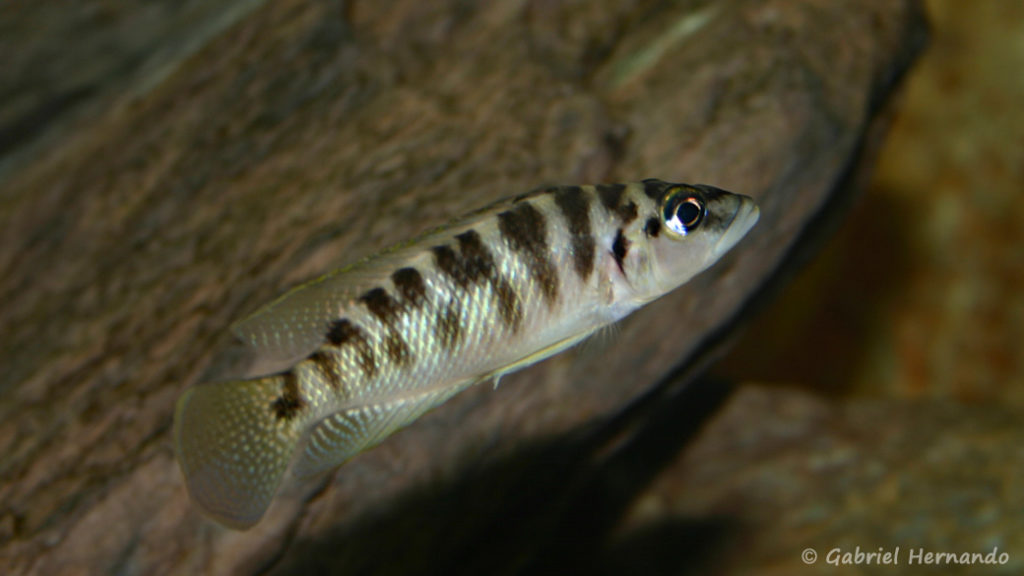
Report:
173,377,301,529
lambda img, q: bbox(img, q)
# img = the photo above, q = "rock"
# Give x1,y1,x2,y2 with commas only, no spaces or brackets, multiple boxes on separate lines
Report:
609,384,1024,575
0,0,269,178
0,0,925,573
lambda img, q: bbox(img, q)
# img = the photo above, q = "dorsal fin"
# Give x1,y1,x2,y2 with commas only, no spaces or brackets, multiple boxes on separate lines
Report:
229,266,365,372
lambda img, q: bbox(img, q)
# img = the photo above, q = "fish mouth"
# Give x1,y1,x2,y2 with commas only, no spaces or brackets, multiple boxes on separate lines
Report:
713,195,759,257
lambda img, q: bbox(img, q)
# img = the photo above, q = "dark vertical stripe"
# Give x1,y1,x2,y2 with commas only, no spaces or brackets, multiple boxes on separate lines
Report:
497,202,559,304
493,276,522,330
432,229,522,331
435,300,463,351
612,228,630,275
326,318,353,346
642,178,668,200
271,371,304,420
456,229,522,328
432,244,468,287
618,200,638,223
308,350,343,390
596,183,626,210
455,230,496,284
596,183,638,223
325,318,377,378
383,333,411,365
392,267,427,308
553,186,596,281
359,287,412,366
644,217,661,238
360,287,403,323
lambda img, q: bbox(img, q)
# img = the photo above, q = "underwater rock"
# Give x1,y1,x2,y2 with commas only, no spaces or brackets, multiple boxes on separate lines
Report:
0,0,925,573
610,384,1024,575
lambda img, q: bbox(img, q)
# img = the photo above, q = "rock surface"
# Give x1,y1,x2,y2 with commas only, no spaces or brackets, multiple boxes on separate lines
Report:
722,0,1024,404
617,383,1024,575
0,0,925,574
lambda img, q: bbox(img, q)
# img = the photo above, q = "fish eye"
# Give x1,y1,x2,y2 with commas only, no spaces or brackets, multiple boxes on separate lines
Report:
662,190,705,236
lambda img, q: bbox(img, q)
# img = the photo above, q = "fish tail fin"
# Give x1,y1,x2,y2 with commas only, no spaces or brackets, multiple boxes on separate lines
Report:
173,375,302,530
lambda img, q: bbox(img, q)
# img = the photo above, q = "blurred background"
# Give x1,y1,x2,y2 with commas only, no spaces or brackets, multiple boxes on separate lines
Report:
720,0,1023,404
3,0,1016,401
1,1,1021,574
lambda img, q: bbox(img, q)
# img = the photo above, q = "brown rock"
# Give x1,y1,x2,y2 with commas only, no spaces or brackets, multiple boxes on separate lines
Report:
0,0,925,573
611,384,1024,575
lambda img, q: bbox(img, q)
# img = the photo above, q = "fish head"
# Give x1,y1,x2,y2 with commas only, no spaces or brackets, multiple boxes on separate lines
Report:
645,183,759,295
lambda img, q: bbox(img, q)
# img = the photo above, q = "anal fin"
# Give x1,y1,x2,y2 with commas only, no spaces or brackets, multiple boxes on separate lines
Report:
295,383,470,477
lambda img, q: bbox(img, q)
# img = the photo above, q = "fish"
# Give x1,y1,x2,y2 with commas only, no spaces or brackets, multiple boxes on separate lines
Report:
173,179,759,529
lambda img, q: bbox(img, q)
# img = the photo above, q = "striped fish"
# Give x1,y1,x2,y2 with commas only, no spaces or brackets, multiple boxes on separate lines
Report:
173,179,759,529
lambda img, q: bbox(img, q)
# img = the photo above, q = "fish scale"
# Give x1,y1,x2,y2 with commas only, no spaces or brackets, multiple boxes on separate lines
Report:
173,179,759,529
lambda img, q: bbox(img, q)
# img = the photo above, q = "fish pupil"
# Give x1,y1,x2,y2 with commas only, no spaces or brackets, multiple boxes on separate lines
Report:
663,192,705,236
676,197,703,228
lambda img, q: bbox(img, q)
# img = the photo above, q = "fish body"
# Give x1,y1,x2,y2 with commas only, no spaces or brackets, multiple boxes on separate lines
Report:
173,179,759,529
